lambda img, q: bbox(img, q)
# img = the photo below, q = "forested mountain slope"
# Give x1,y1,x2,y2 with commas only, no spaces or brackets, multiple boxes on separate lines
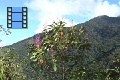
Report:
1,15,120,79
77,15,120,61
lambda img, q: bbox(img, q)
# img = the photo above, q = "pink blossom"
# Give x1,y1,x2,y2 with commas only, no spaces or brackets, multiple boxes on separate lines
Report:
34,34,42,48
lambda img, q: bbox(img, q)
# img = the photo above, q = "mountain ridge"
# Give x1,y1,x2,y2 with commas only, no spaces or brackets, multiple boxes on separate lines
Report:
1,15,120,79
3,15,120,47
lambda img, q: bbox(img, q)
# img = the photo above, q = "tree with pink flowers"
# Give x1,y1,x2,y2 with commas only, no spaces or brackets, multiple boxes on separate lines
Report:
30,20,90,80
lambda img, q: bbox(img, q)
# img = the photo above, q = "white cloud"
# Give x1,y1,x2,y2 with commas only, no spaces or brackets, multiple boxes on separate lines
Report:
0,41,6,47
119,1,120,5
25,0,120,33
95,0,120,17
35,16,78,33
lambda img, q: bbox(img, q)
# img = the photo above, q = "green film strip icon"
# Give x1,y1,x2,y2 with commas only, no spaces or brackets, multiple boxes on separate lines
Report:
7,7,28,29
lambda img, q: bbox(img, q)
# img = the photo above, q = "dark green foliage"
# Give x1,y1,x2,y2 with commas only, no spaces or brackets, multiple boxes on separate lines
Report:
1,15,120,79
76,15,120,79
29,20,90,80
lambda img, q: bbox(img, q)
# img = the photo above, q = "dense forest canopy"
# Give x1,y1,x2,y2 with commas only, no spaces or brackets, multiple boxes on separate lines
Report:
0,15,120,80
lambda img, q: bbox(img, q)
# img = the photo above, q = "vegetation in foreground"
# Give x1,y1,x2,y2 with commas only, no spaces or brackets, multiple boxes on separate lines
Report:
0,17,120,80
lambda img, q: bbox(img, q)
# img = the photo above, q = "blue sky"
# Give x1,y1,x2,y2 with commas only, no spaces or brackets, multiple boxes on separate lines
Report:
0,0,120,46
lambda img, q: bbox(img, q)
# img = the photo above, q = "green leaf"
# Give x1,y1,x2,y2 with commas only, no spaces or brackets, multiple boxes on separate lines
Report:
53,62,57,71
33,58,37,61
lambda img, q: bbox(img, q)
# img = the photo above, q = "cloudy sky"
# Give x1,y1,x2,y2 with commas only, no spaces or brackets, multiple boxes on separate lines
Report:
0,0,120,46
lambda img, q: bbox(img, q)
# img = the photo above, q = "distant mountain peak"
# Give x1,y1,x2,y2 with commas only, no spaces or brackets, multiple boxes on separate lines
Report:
97,15,109,19
117,15,120,17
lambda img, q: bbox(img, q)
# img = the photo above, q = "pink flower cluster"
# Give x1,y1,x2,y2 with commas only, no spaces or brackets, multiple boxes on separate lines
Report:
34,34,42,48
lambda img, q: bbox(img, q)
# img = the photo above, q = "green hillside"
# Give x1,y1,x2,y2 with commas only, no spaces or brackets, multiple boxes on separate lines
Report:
1,15,120,79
